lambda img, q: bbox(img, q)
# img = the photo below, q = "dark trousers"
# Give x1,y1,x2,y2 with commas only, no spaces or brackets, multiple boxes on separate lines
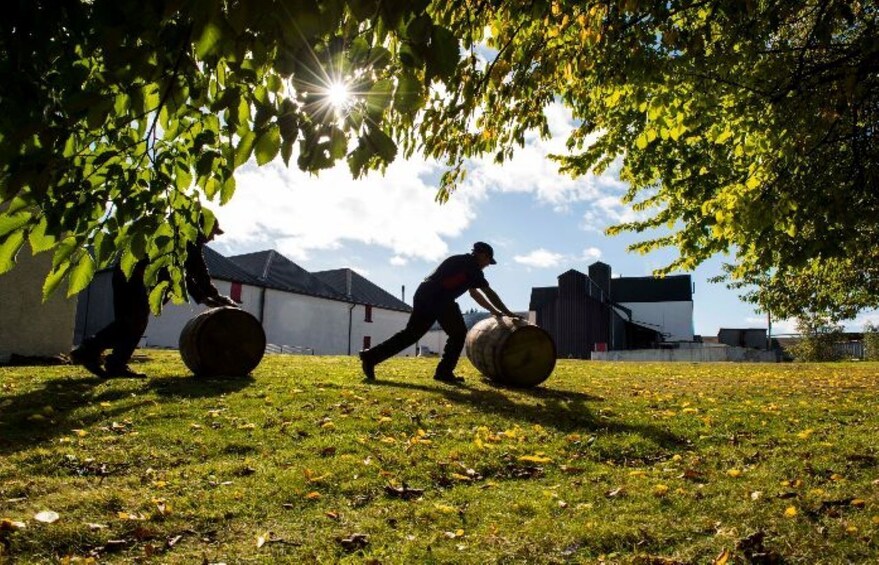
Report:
79,264,150,369
364,300,467,377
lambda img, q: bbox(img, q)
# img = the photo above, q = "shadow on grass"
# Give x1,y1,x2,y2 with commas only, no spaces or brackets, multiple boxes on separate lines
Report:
368,379,685,450
0,372,253,455
147,374,255,399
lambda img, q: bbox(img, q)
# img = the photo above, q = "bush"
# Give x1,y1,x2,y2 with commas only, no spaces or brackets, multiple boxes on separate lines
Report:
864,323,879,361
789,316,844,362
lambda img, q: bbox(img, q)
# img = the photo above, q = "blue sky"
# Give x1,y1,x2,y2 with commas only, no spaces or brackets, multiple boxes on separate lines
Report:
209,102,875,337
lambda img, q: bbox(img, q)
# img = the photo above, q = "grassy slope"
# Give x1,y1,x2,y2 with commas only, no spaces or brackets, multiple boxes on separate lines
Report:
1,352,878,563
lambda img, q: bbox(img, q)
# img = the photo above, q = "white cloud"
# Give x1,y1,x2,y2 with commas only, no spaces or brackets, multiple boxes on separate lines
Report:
514,248,566,268
212,101,632,262
513,246,602,269
214,157,473,263
581,247,602,261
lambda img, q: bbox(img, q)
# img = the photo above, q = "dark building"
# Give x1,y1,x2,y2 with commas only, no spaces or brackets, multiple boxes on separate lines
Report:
529,261,693,359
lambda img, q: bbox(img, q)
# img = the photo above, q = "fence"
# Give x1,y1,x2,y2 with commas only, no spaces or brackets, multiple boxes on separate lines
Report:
265,343,315,355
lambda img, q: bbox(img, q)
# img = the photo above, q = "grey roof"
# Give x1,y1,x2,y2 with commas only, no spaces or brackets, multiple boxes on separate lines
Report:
611,274,692,303
313,268,412,313
228,250,345,300
202,246,263,285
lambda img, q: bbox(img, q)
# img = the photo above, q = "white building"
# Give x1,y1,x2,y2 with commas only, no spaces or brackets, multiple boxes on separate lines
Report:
0,243,77,363
74,247,414,357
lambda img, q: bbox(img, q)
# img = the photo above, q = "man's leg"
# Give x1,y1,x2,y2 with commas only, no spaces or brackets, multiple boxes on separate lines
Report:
104,266,150,378
360,306,435,379
434,301,467,381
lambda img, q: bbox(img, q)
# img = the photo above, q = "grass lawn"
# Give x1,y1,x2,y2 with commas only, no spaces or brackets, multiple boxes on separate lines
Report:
1,352,878,563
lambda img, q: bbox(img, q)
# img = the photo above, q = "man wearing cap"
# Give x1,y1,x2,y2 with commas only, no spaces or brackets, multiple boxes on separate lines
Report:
70,216,235,378
359,241,519,383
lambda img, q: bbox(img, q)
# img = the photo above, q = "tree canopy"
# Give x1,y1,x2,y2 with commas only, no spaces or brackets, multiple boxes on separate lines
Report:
1,0,877,319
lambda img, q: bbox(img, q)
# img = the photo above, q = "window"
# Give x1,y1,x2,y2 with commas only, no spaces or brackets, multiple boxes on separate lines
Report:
364,305,373,322
362,336,371,350
230,282,242,303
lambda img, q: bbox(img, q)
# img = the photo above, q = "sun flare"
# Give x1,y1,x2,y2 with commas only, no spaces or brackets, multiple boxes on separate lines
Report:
326,81,351,109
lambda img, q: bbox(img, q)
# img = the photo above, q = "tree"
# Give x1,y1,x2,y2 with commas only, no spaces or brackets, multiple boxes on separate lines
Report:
788,314,844,361
1,1,877,320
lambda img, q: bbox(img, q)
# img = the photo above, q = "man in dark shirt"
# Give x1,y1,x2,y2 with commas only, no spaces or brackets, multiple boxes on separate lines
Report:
359,241,519,383
70,220,235,378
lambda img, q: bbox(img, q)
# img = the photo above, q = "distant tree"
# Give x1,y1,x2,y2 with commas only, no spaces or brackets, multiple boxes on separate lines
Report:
1,1,877,318
863,322,879,361
789,314,844,362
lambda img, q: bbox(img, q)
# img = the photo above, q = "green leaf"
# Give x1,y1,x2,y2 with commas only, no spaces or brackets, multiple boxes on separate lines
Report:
67,252,96,297
120,249,140,279
0,212,31,238
52,237,78,269
394,73,423,113
235,131,257,167
195,15,224,59
366,127,397,163
426,26,460,81
176,163,194,191
254,125,281,165
149,280,170,314
0,230,26,274
28,217,56,254
220,176,236,205
42,262,71,301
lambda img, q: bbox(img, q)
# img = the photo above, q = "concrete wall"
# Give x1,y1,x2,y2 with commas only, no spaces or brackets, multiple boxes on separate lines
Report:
0,244,77,362
349,304,415,357
621,300,694,342
592,345,779,362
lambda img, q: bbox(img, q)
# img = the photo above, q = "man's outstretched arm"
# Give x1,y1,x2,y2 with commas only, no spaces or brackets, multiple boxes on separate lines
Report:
469,287,520,318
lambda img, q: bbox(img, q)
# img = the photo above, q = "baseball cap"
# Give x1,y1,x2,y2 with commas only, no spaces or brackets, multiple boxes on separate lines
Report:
472,241,497,264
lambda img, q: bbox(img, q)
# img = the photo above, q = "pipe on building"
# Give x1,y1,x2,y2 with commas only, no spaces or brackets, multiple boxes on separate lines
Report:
347,303,356,355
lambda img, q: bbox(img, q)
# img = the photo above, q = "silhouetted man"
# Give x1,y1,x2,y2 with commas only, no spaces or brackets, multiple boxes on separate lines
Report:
70,220,235,378
359,241,519,383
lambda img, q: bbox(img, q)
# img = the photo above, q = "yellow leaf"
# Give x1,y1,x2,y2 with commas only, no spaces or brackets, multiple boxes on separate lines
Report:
0,518,26,531
727,469,742,478
72,429,88,437
653,484,670,497
713,548,730,565
518,455,552,464
784,506,797,518
851,499,866,508
305,492,321,500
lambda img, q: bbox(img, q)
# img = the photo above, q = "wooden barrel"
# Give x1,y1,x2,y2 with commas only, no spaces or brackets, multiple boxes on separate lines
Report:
465,316,556,387
179,307,266,378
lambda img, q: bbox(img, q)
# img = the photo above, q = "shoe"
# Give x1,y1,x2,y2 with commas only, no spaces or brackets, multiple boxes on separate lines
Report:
69,346,107,378
359,350,376,380
104,364,147,379
433,373,465,383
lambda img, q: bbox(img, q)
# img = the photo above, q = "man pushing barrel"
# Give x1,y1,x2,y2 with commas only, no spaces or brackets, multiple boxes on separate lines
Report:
359,242,520,383
70,216,235,378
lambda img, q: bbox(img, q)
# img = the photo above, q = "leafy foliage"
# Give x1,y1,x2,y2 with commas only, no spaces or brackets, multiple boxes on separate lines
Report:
1,1,877,319
788,314,845,362
862,322,879,361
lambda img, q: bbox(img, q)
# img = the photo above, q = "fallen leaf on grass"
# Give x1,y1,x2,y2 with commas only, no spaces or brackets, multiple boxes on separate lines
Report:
1,518,26,531
384,483,425,500
34,511,59,523
713,548,730,565
518,455,553,464
337,533,369,552
605,487,626,498
784,506,797,517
